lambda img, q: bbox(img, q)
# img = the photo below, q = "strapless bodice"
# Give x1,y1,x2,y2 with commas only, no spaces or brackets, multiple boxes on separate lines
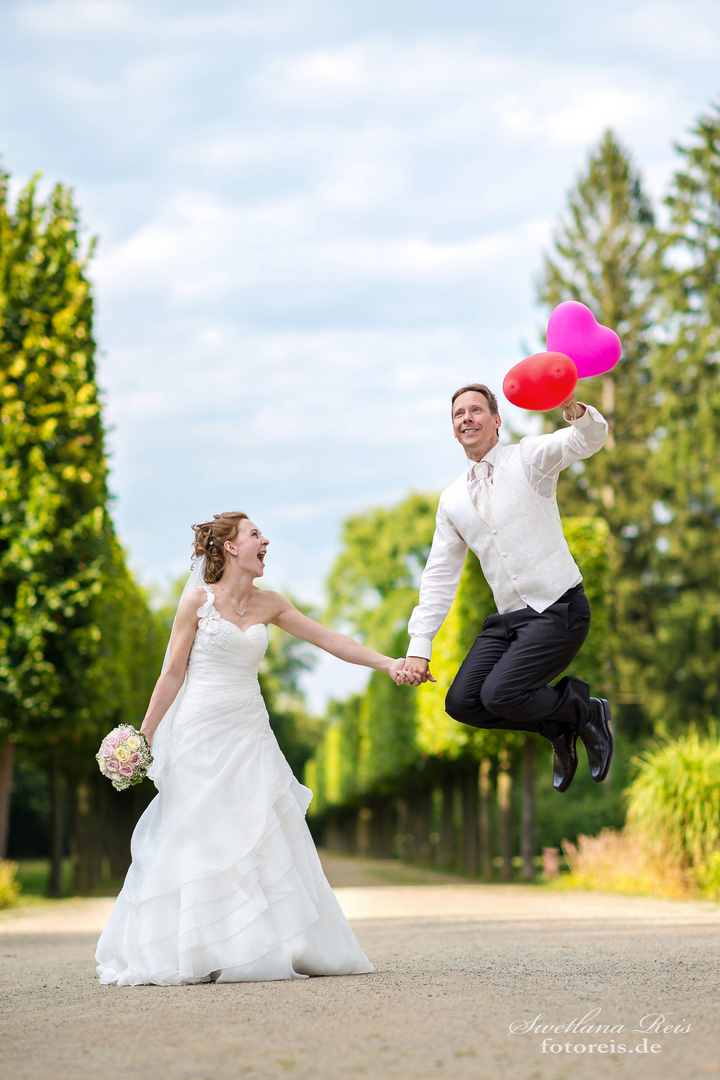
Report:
185,588,269,695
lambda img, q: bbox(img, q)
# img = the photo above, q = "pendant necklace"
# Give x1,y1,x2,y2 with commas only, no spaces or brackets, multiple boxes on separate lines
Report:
220,588,249,617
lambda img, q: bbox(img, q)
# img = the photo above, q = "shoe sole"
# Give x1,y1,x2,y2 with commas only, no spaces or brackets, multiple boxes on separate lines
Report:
592,698,614,783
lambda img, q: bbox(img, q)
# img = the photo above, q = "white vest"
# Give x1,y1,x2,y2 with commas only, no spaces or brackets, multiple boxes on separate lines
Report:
440,441,581,615
407,408,608,658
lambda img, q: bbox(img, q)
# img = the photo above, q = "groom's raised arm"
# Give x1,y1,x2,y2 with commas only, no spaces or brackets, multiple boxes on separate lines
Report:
407,502,468,663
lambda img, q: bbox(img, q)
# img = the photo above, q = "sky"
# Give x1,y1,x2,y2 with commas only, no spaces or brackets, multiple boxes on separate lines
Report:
1,0,718,709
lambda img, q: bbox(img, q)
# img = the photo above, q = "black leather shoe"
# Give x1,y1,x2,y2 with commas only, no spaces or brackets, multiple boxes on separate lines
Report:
580,698,614,783
551,729,578,793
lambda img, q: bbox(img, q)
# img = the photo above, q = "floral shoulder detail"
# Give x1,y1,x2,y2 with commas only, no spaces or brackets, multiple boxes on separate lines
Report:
197,591,221,634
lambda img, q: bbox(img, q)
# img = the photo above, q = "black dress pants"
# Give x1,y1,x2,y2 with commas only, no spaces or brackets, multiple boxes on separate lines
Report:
444,584,593,741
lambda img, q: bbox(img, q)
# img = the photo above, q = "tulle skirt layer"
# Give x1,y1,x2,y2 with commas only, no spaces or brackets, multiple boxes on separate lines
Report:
95,683,373,985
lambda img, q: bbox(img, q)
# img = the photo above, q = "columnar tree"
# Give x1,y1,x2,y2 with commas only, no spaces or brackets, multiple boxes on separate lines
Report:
0,168,163,893
0,172,115,883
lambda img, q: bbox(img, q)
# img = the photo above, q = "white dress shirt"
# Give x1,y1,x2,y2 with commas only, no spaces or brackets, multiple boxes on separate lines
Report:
407,404,608,660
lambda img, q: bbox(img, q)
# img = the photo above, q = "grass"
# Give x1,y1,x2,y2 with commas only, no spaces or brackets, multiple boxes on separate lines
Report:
15,858,74,897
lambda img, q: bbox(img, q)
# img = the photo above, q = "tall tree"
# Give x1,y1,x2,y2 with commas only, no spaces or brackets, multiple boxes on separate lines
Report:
648,104,720,725
0,168,162,892
325,492,437,649
537,130,660,733
0,171,114,876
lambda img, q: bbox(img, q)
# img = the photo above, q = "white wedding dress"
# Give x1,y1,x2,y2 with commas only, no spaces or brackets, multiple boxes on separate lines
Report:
95,586,373,985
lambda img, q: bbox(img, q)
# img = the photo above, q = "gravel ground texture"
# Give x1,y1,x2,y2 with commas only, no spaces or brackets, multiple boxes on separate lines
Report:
1,851,719,1080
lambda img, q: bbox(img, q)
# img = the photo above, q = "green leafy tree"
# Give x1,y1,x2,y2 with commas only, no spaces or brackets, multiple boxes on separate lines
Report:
0,171,115,883
325,492,437,649
322,493,438,811
0,168,165,893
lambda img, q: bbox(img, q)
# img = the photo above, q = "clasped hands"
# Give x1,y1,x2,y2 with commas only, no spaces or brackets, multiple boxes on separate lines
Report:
388,656,436,687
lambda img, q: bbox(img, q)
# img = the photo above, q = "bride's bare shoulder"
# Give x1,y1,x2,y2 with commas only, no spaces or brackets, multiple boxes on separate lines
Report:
177,586,210,616
255,589,291,617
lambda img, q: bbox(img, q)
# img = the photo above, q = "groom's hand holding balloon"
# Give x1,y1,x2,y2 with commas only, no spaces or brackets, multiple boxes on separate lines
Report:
560,392,586,421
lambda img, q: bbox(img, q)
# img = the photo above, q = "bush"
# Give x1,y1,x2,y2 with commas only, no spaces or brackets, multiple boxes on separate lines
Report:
626,727,720,874
560,728,720,899
0,859,21,908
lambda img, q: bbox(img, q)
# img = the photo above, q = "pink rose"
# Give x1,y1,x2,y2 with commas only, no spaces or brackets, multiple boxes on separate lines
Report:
130,753,140,764
107,734,119,747
120,764,133,776
107,759,120,771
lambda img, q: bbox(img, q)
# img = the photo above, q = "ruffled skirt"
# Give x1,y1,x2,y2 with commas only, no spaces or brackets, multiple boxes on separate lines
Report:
95,688,373,985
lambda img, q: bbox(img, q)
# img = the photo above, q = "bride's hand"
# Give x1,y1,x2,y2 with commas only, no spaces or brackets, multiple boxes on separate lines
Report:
387,659,423,686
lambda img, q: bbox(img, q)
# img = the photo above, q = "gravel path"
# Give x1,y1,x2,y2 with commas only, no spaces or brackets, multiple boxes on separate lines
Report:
1,851,719,1080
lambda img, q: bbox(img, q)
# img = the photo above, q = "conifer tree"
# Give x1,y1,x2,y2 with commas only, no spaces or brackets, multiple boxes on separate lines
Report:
537,130,660,733
648,105,720,724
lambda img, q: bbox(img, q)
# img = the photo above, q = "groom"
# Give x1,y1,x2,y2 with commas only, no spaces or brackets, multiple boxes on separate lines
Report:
402,383,613,793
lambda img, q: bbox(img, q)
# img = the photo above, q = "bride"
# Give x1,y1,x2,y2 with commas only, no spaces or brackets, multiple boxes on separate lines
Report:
96,510,415,986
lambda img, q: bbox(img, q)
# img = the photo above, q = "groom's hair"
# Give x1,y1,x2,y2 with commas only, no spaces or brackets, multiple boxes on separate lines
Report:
451,383,499,415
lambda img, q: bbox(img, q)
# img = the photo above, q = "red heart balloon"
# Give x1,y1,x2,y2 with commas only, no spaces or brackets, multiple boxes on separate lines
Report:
503,351,578,411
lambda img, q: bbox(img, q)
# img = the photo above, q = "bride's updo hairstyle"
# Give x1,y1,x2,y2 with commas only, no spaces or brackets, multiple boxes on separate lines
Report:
192,511,249,584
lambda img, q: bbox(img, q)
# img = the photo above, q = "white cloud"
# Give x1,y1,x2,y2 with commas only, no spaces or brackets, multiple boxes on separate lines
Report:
600,2,720,61
19,0,144,34
94,182,550,306
165,8,301,40
499,85,661,147
18,0,298,39
261,36,510,105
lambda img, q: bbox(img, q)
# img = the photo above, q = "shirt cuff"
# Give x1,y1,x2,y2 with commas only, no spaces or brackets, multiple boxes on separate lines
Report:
565,401,592,427
407,637,433,661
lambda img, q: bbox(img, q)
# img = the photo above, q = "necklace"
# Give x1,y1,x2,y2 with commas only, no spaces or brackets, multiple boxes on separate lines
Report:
219,587,250,617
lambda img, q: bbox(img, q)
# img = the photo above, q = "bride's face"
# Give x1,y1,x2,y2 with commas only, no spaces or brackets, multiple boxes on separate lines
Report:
226,519,269,576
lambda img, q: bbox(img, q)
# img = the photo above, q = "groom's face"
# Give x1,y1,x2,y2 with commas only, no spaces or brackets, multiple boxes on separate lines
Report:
452,392,501,457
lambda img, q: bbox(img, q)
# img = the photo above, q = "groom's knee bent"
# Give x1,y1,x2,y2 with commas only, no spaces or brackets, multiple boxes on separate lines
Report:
480,677,529,720
445,682,477,723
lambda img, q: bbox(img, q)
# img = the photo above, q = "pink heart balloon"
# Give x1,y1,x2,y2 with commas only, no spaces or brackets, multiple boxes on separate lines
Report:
546,301,622,379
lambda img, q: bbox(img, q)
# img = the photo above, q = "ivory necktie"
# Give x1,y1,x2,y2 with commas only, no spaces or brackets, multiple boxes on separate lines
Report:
471,460,493,522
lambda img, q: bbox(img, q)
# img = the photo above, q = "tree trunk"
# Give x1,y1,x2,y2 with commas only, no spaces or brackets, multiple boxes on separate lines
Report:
325,813,340,851
521,740,536,880
461,761,479,874
48,746,64,897
396,799,410,861
478,757,492,880
437,774,455,869
412,790,432,865
371,796,395,859
356,807,371,857
69,772,104,894
0,741,14,860
497,748,513,882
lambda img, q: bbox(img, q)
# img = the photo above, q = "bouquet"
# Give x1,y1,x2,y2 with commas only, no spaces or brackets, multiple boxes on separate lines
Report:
96,725,153,791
